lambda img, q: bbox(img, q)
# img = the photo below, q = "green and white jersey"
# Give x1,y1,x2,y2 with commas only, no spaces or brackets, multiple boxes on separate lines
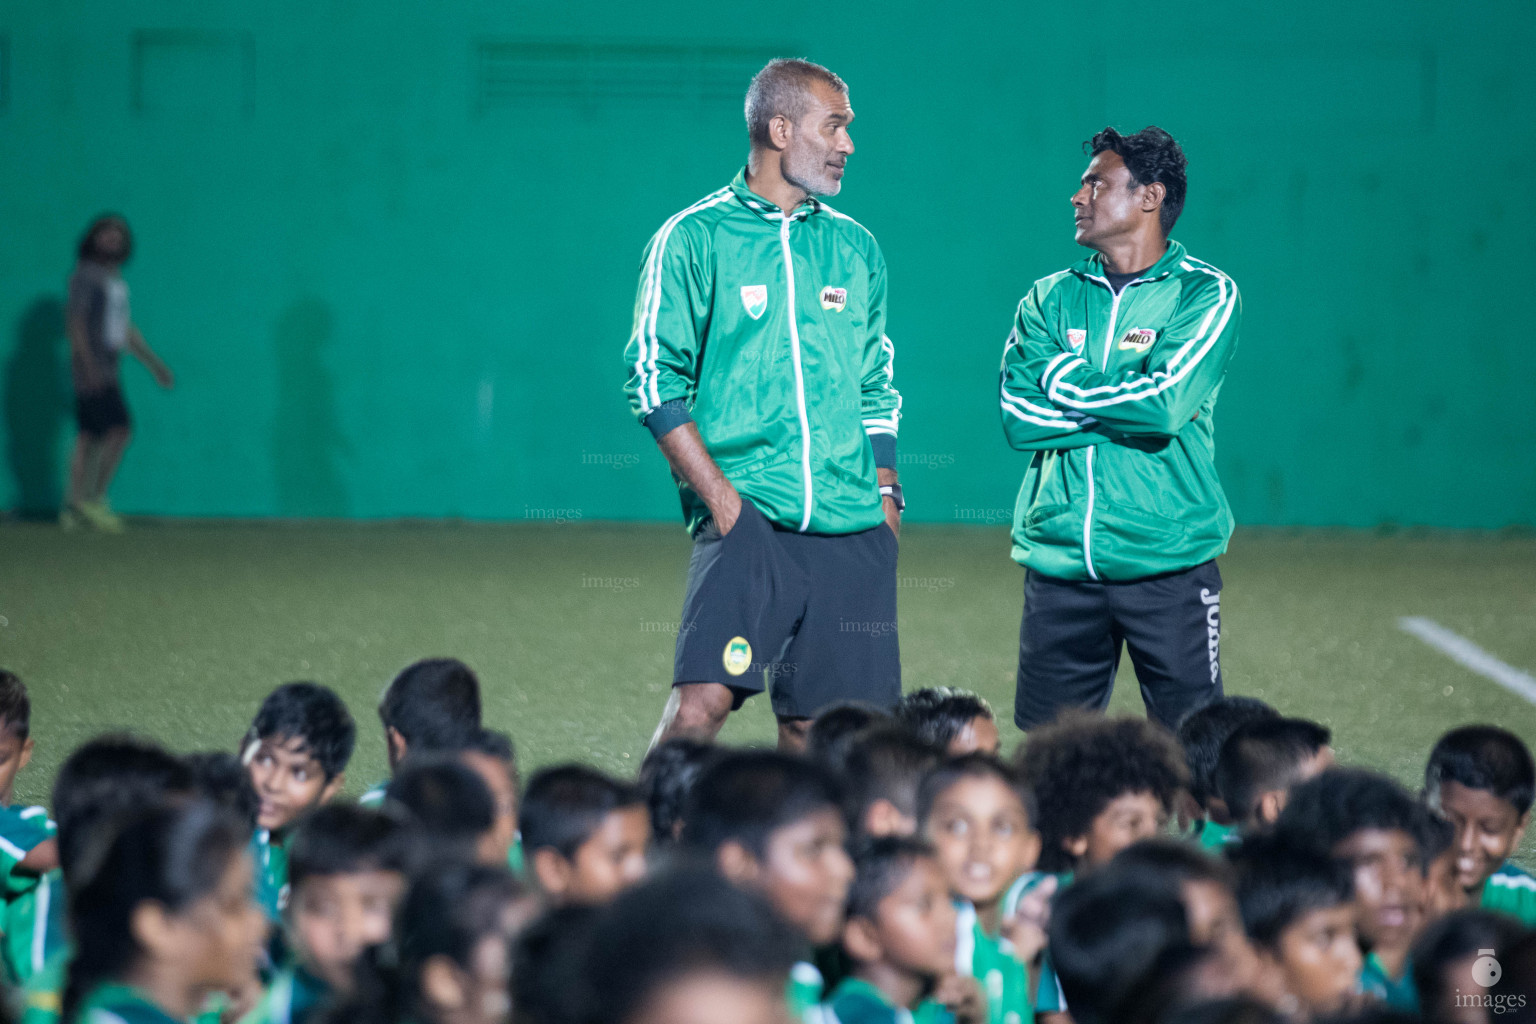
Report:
0,805,66,986
823,977,953,1024
1001,871,1072,1014
1477,860,1536,926
788,961,827,1024
20,945,68,1024
954,900,1032,1024
237,965,330,1024
999,241,1241,581
624,168,901,537
73,983,182,1024
250,829,290,923
1358,953,1417,1012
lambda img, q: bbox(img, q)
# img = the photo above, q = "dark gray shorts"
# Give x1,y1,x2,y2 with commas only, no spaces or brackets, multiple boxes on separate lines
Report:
1015,560,1224,730
673,499,901,719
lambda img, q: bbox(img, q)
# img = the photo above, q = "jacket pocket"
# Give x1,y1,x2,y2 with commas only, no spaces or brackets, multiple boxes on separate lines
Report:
1022,502,1080,549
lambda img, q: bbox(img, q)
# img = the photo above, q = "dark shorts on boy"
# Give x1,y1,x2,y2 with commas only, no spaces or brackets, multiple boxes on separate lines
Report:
75,385,131,436
1015,559,1223,730
674,498,900,719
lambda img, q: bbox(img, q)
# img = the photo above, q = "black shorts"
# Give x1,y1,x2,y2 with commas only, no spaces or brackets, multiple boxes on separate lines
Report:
1015,560,1224,730
75,386,130,436
673,499,901,719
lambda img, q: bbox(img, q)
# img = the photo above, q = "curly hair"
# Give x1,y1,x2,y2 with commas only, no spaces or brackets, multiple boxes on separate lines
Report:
1017,712,1189,872
1086,126,1188,235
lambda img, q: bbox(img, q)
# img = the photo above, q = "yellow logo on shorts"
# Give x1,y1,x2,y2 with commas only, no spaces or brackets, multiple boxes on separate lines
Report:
723,637,752,676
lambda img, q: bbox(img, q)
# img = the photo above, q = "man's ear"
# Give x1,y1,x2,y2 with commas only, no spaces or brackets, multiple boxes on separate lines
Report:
1141,180,1167,216
421,955,467,1012
842,915,883,964
386,728,408,769
319,773,346,805
130,901,181,962
530,848,573,898
716,841,762,886
767,113,793,152
17,738,33,773
1064,834,1089,862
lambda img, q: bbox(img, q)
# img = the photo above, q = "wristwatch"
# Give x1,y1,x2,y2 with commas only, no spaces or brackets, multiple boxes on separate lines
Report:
879,484,905,512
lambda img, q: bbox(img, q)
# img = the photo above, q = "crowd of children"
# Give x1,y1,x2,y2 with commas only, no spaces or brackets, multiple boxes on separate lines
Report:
1,664,1534,1024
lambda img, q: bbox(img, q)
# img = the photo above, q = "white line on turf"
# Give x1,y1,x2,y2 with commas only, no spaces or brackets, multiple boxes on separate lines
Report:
1398,616,1536,706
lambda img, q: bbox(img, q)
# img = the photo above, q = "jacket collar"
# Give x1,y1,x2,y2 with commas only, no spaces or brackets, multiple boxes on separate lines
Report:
1072,238,1186,285
730,167,820,223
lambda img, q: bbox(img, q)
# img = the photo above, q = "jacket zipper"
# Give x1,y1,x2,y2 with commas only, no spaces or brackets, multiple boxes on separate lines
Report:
1082,279,1124,580
780,216,814,532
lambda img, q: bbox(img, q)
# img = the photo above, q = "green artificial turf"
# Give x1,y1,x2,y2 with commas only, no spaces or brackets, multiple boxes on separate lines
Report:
3,520,1535,819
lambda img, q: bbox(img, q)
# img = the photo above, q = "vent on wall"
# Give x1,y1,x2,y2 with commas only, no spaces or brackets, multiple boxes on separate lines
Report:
474,40,792,114
131,30,254,118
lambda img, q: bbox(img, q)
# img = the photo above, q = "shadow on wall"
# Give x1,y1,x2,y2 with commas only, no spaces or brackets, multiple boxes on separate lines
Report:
273,297,349,516
3,297,71,519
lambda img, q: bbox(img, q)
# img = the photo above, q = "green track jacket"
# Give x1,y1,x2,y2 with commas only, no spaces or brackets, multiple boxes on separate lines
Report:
999,240,1240,581
624,169,901,536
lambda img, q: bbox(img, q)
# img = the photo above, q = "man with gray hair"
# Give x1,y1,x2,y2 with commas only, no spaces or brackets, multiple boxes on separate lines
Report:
624,59,904,752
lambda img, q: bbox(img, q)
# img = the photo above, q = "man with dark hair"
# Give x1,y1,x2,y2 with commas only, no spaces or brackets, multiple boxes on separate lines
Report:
624,57,903,752
998,126,1241,732
61,214,174,532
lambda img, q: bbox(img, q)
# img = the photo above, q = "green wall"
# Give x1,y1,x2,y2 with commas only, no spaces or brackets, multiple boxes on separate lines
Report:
2,1,1532,528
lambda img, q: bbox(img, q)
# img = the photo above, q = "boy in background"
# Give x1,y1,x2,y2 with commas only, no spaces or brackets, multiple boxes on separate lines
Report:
920,755,1042,1024
682,750,855,1022
1213,717,1334,832
844,725,944,839
520,764,650,905
896,689,1001,757
360,657,484,806
1004,713,1189,1022
386,754,507,866
1230,833,1364,1019
241,682,357,922
829,836,981,1024
1424,724,1536,925
461,728,522,873
1175,697,1278,850
1277,768,1439,1011
242,804,415,1024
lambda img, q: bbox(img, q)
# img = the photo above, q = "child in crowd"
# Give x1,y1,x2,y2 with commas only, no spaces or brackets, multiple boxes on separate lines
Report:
22,735,198,1024
1409,908,1526,1024
582,869,802,1024
361,658,484,805
896,689,1001,758
1424,725,1536,925
461,729,523,873
1213,717,1334,832
807,702,892,773
61,799,268,1024
243,804,416,1024
386,754,507,866
636,737,714,845
919,754,1042,1024
828,836,980,1024
0,670,62,987
520,764,650,906
1176,698,1279,849
1276,768,1439,1011
843,725,944,839
1006,712,1190,1022
681,750,854,1022
1043,864,1194,1024
322,863,534,1024
1229,832,1364,1019
241,682,356,922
